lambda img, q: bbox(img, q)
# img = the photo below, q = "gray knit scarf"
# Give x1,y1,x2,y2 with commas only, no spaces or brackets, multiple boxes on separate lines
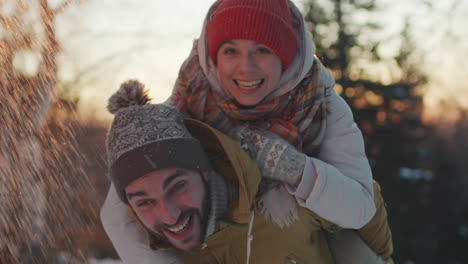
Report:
204,171,238,238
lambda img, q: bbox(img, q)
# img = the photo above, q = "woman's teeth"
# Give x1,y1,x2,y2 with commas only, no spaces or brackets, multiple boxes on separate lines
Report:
167,215,191,233
236,79,263,89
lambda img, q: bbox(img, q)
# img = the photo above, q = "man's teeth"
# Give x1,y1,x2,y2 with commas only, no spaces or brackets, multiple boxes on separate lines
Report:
236,79,263,88
167,216,191,233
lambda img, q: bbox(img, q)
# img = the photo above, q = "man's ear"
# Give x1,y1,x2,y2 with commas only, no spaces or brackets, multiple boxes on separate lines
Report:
201,171,211,181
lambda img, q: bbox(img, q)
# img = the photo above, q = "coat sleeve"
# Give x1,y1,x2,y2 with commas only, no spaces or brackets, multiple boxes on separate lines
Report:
100,185,182,264
288,92,376,229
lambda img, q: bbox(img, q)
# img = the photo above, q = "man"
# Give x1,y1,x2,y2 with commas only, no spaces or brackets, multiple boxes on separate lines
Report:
104,81,341,263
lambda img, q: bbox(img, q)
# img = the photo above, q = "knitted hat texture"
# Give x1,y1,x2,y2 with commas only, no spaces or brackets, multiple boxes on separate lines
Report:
207,0,299,69
106,80,212,202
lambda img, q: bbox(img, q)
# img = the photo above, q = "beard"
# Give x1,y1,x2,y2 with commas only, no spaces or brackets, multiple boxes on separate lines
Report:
149,175,211,252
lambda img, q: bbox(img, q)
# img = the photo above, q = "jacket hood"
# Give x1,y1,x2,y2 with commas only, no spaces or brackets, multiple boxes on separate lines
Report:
196,0,315,101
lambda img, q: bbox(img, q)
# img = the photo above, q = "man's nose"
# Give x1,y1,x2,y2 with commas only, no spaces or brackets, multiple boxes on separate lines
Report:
158,201,181,226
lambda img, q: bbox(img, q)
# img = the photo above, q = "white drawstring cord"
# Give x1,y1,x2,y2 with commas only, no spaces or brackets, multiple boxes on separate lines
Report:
246,210,255,264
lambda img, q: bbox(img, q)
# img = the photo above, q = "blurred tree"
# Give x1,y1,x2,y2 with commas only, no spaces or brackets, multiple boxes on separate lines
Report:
302,0,453,263
304,0,468,262
304,0,425,112
429,106,468,264
304,0,381,81
303,0,427,164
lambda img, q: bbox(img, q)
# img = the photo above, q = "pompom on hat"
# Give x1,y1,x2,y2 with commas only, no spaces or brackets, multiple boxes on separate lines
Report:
207,0,299,69
106,80,212,202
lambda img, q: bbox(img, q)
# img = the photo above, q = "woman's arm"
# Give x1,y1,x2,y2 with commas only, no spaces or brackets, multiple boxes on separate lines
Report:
100,185,182,264
228,94,376,229
289,93,375,229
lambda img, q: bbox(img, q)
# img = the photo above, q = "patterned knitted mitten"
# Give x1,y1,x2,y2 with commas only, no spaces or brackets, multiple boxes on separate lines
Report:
229,126,306,185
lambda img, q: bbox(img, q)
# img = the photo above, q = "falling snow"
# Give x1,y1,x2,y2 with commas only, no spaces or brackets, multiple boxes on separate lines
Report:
1,0,100,263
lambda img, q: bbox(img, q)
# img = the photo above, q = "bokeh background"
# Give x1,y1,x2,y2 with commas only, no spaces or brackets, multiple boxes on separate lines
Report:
1,0,467,263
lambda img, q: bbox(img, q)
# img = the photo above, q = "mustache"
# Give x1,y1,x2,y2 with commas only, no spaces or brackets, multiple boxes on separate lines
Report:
153,208,196,232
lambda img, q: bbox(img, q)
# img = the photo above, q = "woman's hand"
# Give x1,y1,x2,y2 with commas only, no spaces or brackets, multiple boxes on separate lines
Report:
229,126,306,186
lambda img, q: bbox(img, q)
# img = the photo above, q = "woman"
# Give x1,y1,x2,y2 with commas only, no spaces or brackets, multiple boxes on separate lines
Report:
101,0,393,263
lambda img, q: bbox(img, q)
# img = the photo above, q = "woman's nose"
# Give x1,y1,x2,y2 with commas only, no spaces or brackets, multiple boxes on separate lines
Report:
238,53,257,74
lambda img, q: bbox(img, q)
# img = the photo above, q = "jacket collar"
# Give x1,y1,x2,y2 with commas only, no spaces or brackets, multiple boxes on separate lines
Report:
185,118,262,224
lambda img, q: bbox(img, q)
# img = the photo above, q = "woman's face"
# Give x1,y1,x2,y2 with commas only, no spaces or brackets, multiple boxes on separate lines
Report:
216,39,282,106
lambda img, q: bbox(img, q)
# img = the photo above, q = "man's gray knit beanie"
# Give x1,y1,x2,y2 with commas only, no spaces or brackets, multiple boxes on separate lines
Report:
106,80,212,203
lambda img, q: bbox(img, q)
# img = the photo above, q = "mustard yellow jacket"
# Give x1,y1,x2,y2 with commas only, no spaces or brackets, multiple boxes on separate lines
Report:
178,119,335,263
140,118,392,263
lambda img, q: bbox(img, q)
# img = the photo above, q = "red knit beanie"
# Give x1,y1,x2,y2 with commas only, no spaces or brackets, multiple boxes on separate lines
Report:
207,0,299,69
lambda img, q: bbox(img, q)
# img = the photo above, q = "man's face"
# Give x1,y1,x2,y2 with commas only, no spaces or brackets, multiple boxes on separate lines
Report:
126,168,209,252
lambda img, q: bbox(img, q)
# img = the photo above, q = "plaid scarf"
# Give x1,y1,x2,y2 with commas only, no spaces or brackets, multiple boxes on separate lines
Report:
170,54,333,151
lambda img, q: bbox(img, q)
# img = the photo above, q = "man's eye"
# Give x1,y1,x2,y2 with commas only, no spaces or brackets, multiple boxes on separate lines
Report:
172,181,187,192
137,200,154,208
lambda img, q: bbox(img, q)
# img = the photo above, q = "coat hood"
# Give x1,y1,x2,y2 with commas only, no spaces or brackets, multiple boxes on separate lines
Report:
196,0,315,101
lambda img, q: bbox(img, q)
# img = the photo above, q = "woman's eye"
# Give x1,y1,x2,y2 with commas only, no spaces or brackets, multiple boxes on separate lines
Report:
222,47,237,55
257,47,272,54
